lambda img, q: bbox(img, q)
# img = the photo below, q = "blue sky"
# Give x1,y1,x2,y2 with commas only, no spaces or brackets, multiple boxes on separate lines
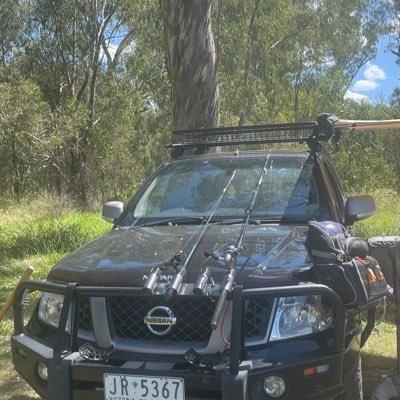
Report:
345,36,398,103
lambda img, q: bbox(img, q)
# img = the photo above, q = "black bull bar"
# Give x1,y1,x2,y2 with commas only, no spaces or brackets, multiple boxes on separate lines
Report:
13,280,346,375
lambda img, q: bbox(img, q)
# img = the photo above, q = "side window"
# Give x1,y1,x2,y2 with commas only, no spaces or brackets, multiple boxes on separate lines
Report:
322,159,346,223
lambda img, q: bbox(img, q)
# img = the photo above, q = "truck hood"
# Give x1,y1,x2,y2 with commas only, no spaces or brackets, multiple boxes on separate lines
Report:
48,224,311,289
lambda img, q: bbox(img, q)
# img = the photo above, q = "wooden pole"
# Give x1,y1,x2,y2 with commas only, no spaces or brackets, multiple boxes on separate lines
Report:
334,118,400,131
0,266,35,323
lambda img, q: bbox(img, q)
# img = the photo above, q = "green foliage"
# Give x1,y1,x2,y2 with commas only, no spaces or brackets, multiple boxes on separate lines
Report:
0,0,171,203
0,80,49,196
0,0,397,204
356,189,400,237
216,0,389,125
329,101,399,192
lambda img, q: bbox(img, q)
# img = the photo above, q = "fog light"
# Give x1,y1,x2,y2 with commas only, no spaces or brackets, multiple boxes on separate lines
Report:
263,376,286,398
304,364,330,377
37,361,48,381
15,347,27,359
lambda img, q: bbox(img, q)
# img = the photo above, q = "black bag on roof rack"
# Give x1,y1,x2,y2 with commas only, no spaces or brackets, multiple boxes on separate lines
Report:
305,221,388,306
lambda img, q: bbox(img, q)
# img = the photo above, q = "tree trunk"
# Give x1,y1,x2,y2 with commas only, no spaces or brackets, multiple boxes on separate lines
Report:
159,0,219,130
239,0,260,126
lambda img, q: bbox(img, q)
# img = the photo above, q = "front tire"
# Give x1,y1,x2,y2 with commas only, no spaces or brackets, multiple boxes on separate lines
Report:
323,354,363,400
336,354,363,400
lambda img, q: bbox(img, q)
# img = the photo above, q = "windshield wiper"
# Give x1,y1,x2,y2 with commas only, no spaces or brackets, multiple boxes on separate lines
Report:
137,217,206,227
216,217,287,225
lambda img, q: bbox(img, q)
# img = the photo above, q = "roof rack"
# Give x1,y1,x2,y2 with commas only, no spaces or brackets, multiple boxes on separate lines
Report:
168,121,325,150
167,113,400,157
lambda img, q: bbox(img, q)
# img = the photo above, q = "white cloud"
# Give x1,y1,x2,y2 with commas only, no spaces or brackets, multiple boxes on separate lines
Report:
348,62,386,100
344,90,370,103
353,79,378,92
364,62,386,81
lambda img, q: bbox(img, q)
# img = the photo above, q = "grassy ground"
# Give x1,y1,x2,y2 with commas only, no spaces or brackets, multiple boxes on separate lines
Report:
0,196,109,399
0,191,400,398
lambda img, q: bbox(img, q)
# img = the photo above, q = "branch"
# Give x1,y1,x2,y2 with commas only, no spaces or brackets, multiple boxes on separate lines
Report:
344,53,375,92
76,70,90,102
113,29,135,65
267,21,312,53
101,38,113,71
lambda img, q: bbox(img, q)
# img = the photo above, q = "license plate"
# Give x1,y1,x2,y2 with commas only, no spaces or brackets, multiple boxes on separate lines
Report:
104,374,185,400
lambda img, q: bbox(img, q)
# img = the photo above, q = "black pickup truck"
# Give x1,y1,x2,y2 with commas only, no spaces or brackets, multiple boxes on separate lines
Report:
11,117,385,400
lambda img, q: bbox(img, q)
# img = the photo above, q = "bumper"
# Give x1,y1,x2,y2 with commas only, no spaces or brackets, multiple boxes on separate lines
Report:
12,280,358,400
12,332,358,400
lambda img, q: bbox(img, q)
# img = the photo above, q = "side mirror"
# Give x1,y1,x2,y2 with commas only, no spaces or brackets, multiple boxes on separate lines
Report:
102,201,124,223
345,195,376,225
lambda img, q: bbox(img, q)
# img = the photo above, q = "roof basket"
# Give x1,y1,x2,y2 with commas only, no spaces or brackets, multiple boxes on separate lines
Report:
167,113,400,157
167,121,326,150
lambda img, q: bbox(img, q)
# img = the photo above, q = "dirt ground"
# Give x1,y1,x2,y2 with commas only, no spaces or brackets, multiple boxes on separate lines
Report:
0,336,396,400
0,337,39,400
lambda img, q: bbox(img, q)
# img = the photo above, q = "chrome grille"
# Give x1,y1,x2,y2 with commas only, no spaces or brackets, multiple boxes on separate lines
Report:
108,296,215,343
78,295,273,345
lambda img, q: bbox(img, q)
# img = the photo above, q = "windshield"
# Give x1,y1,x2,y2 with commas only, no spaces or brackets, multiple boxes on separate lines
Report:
120,155,331,226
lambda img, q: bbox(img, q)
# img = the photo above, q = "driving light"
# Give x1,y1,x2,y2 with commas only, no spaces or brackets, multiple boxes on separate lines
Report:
37,361,48,381
263,376,286,398
38,292,65,328
270,296,332,341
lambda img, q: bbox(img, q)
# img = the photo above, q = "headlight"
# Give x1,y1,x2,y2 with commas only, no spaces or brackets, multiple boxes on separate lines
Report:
270,295,333,341
38,292,66,329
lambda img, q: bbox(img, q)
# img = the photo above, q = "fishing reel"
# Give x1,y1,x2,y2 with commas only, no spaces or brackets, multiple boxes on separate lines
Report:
205,243,241,270
142,251,185,295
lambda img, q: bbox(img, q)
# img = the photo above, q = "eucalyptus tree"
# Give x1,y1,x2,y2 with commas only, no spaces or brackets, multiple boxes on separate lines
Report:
0,80,48,196
159,0,219,130
216,0,390,125
22,0,137,202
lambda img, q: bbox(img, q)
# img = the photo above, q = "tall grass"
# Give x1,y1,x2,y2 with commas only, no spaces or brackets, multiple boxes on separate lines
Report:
0,195,109,259
0,194,76,225
0,195,110,335
0,212,109,259
357,189,400,238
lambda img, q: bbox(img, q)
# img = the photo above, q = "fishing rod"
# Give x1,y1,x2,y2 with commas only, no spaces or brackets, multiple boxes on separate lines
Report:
209,152,271,330
143,169,237,296
163,169,237,300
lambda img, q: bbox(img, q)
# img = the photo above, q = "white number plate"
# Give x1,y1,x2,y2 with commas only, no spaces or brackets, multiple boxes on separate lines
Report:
104,374,185,400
